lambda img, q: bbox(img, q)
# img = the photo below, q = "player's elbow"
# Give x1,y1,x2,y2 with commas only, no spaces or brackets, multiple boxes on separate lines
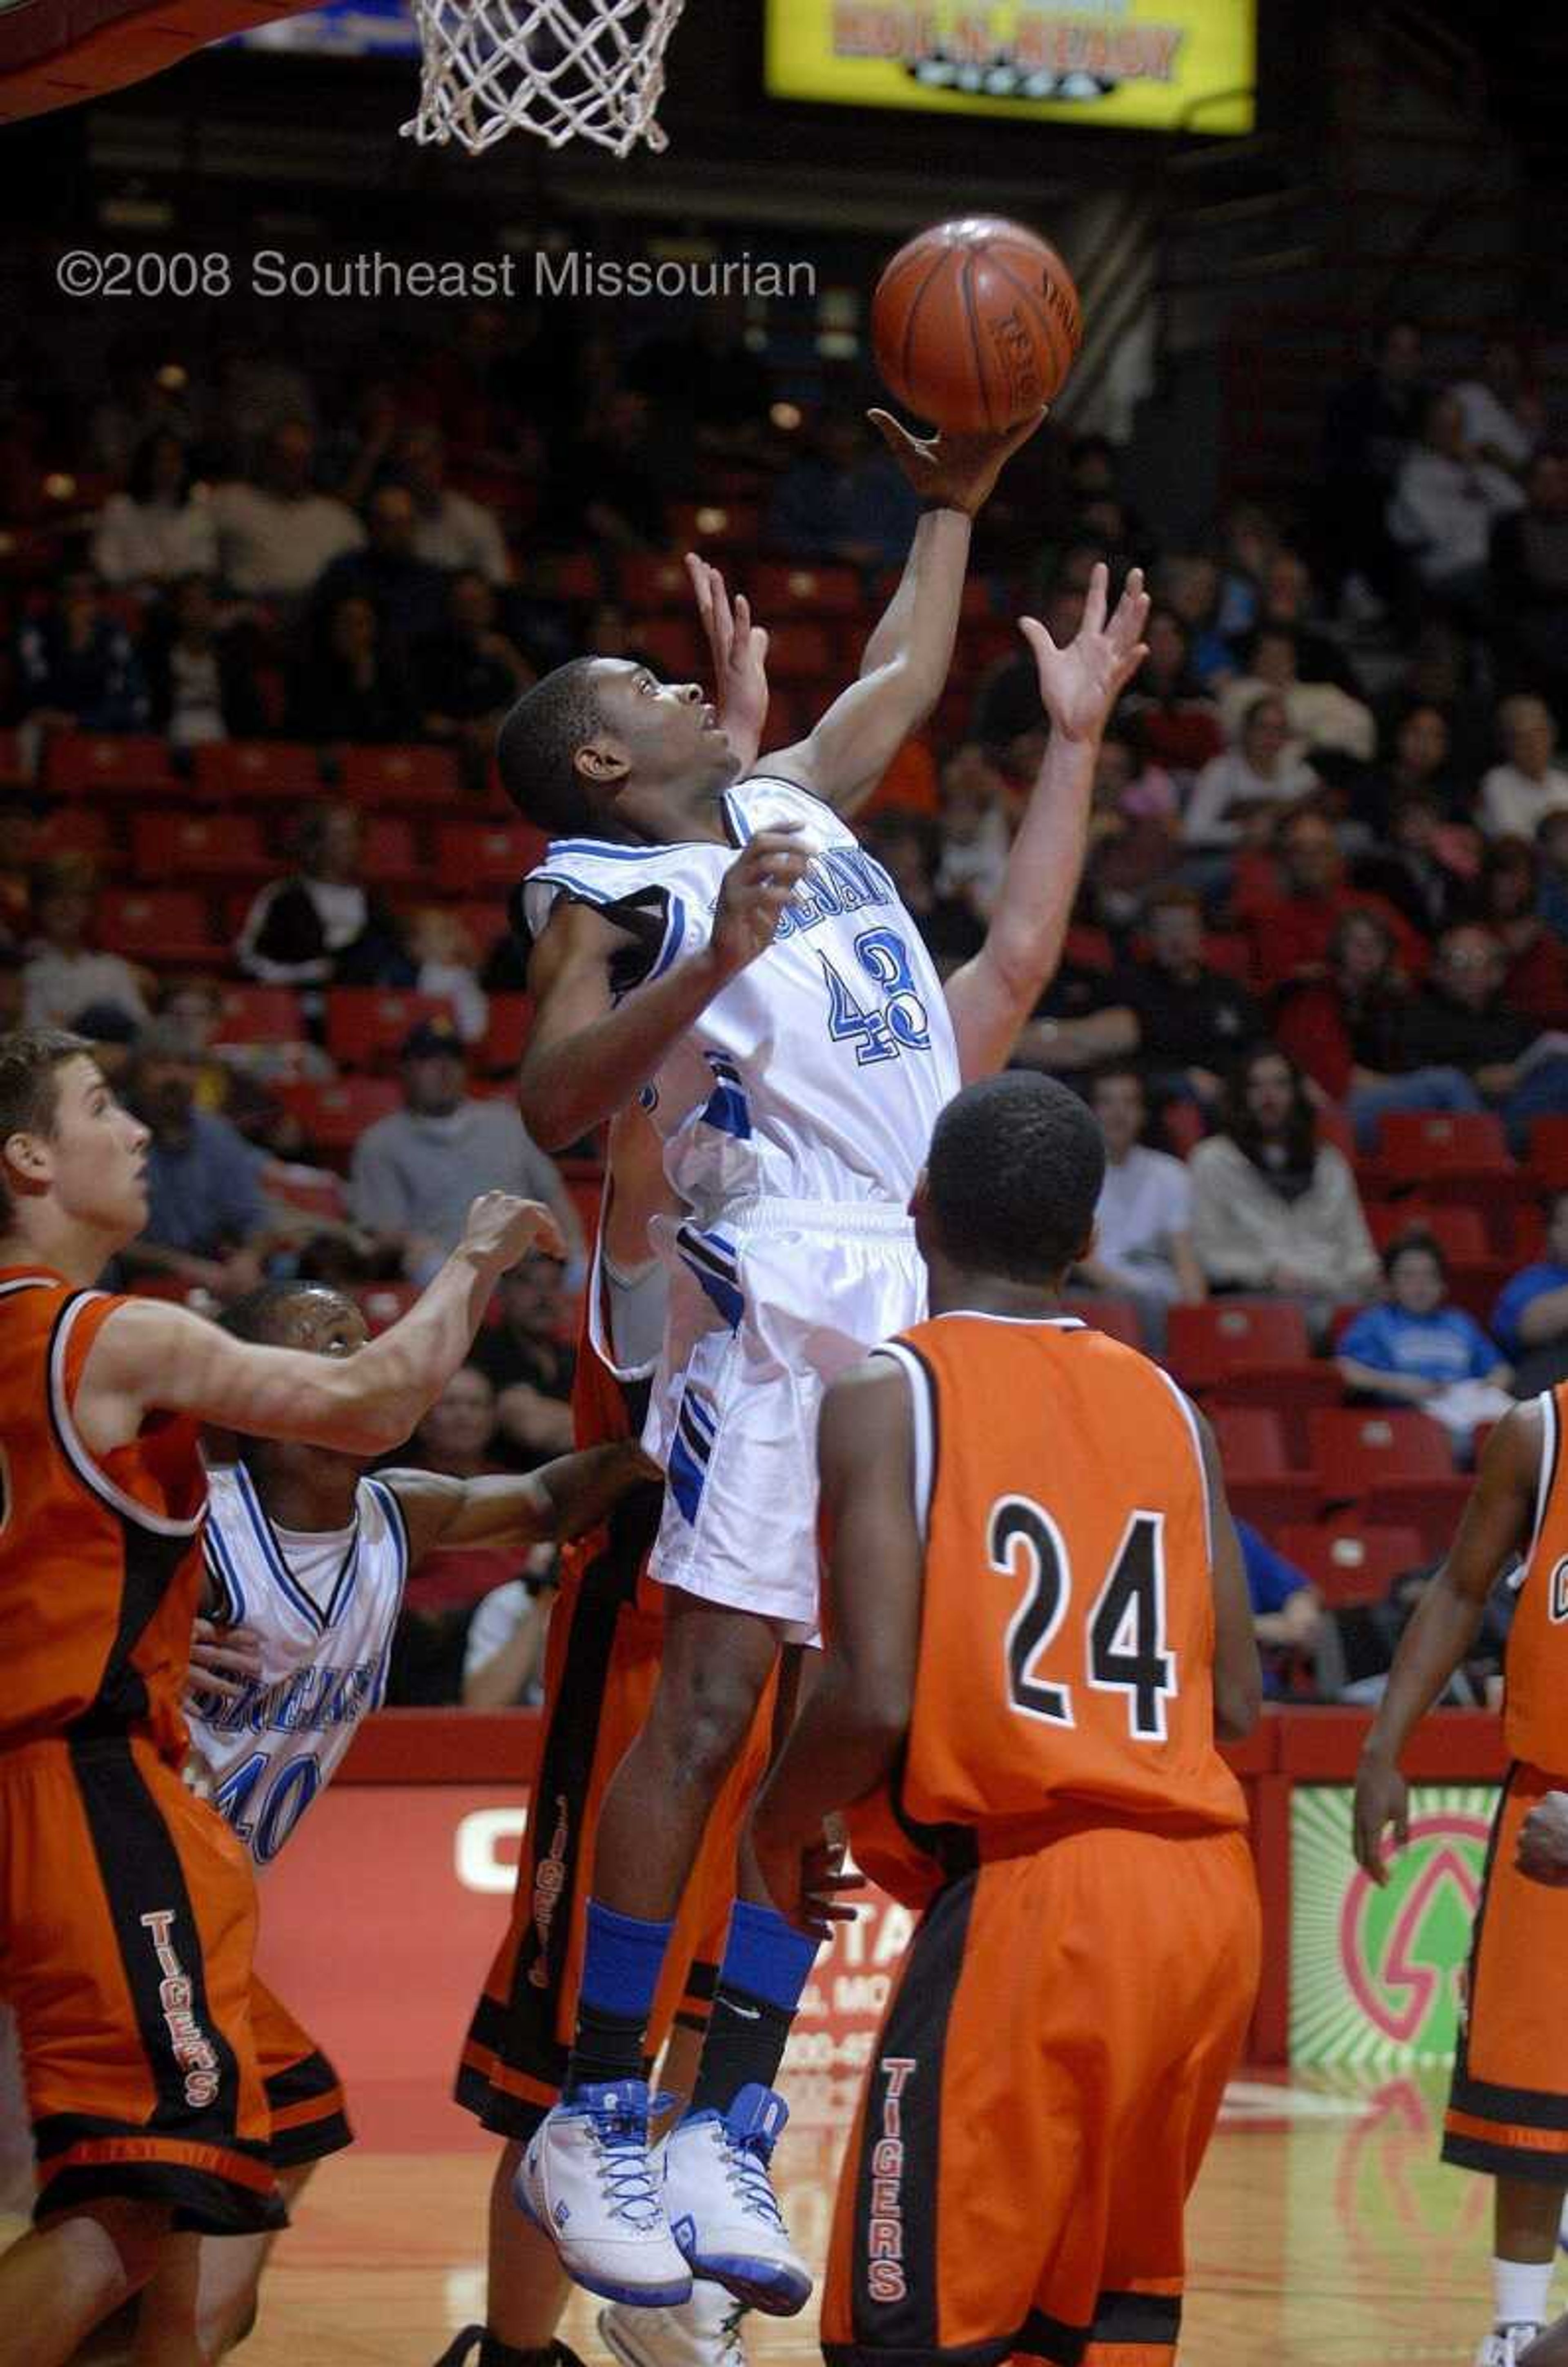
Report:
516,1068,579,1155
848,1665,912,1753
1214,1662,1263,1741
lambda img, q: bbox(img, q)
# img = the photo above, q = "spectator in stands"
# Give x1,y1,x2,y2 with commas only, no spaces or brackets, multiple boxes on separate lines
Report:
1184,693,1320,849
1361,701,1466,838
972,582,1087,775
1016,883,1261,1111
1218,624,1376,768
395,424,510,585
119,1019,267,1302
470,1253,577,1466
462,1565,556,1708
1477,838,1568,1024
416,569,535,784
85,344,206,481
933,745,1012,917
1392,923,1568,1150
92,432,218,590
766,405,920,573
1337,1229,1511,1455
1387,389,1522,614
550,386,668,554
1240,809,1423,995
1539,808,1568,943
1243,548,1361,693
237,800,411,990
22,858,148,1031
1479,693,1568,839
1188,1047,1379,1331
1237,1520,1327,1698
1490,444,1568,710
1149,554,1231,689
1351,783,1477,941
408,907,488,1045
349,1016,584,1286
1080,722,1180,928
861,810,984,978
1321,319,1428,604
211,419,363,602
1071,1066,1205,1348
287,592,420,747
1116,606,1225,787
1452,339,1540,478
1275,907,1411,1108
312,482,450,648
1492,1192,1568,1395
15,571,149,738
143,575,267,748
71,999,142,1090
409,1363,504,1481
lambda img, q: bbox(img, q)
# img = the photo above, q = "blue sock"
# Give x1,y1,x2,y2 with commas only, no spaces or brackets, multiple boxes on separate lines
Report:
688,1901,818,2114
564,1901,674,2096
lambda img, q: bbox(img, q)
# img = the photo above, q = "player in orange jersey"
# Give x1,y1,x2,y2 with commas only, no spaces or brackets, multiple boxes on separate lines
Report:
752,1070,1262,2367
1355,1392,1568,2367
0,1025,559,2367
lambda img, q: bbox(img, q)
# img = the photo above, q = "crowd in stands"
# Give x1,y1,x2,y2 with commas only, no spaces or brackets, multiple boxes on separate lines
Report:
0,298,1564,1712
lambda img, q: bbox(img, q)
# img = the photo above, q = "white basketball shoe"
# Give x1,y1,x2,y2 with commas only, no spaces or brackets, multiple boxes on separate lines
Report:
514,2080,691,2308
661,2084,811,2318
599,2283,748,2367
1476,2327,1545,2367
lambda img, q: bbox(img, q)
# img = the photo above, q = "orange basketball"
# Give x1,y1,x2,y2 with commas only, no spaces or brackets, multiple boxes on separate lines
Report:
871,215,1083,435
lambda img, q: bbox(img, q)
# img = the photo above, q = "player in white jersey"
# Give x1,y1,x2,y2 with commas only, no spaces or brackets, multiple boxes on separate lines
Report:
133,1277,653,2365
502,415,1149,2314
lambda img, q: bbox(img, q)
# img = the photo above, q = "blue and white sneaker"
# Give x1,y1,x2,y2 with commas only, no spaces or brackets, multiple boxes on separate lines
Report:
662,2085,811,2318
514,2080,691,2307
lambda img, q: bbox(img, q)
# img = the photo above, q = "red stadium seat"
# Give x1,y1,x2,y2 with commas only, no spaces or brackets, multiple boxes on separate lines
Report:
631,615,704,678
47,733,179,800
1274,1522,1426,1608
35,807,113,862
360,816,422,888
1366,1204,1490,1261
0,729,31,789
434,822,548,894
1307,1408,1472,1552
1067,1298,1142,1348
96,888,222,967
276,1079,401,1158
748,562,862,618
1166,1301,1311,1390
766,622,834,680
619,555,694,611
539,551,602,604
131,810,271,883
1376,1112,1514,1188
193,740,320,805
477,994,534,1072
338,743,462,811
325,989,456,1072
1211,1406,1320,1526
216,986,304,1045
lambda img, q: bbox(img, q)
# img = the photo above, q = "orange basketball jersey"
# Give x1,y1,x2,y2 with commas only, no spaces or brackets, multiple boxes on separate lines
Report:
1503,1383,1568,1772
851,1313,1246,1904
0,1269,206,1760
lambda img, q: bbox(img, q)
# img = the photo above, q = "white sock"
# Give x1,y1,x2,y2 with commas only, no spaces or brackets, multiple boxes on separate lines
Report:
1493,2254,1553,2329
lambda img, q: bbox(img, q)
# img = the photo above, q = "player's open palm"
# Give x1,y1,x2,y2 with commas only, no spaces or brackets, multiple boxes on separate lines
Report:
867,406,1046,514
710,828,811,977
1021,562,1150,742
687,552,769,761
1352,1755,1410,1885
460,1193,566,1275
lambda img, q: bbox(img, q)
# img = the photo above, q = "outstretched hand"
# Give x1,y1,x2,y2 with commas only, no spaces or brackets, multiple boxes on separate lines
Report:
687,551,768,767
867,406,1046,516
1020,562,1149,743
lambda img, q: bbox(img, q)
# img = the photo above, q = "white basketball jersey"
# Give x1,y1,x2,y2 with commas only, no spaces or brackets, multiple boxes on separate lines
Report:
186,1462,410,1869
518,776,961,1218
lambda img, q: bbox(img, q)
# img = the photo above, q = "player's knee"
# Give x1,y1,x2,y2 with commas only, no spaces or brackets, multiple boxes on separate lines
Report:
664,1680,757,1792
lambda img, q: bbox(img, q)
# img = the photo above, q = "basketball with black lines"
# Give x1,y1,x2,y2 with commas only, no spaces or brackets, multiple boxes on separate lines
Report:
871,215,1083,433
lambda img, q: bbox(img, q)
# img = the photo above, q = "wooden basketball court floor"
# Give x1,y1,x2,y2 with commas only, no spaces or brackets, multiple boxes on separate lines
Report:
4,2065,1536,2365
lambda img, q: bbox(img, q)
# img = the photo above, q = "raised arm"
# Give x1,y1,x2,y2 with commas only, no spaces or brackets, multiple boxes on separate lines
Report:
764,412,1042,815
76,1195,562,1459
1352,1402,1541,1882
751,1357,924,1932
943,564,1149,1081
517,838,811,1149
382,1436,657,1567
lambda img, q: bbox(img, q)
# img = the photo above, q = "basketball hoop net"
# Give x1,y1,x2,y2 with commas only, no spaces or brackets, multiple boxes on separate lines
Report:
401,0,685,158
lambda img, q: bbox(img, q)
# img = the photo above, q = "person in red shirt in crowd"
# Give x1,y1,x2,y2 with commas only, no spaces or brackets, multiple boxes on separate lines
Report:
1275,907,1413,1102
1238,807,1428,994
1117,605,1225,787
1477,837,1568,1026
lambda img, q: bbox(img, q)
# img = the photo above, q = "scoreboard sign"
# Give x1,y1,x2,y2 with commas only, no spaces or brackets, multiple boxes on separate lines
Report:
764,2,1257,137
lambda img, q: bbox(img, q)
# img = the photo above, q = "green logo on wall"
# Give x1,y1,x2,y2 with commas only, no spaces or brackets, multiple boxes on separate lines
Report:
1291,1784,1496,2068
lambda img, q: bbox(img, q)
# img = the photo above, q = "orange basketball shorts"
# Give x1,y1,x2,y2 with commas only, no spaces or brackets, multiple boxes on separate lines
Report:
456,1577,773,2141
1444,1760,1568,2184
822,1823,1260,2367
0,1733,285,2233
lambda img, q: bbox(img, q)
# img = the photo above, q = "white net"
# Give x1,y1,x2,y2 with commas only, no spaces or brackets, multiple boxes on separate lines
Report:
401,0,686,158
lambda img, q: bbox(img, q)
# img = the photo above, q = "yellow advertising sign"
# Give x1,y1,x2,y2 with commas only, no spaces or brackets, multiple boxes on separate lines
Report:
764,2,1256,137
